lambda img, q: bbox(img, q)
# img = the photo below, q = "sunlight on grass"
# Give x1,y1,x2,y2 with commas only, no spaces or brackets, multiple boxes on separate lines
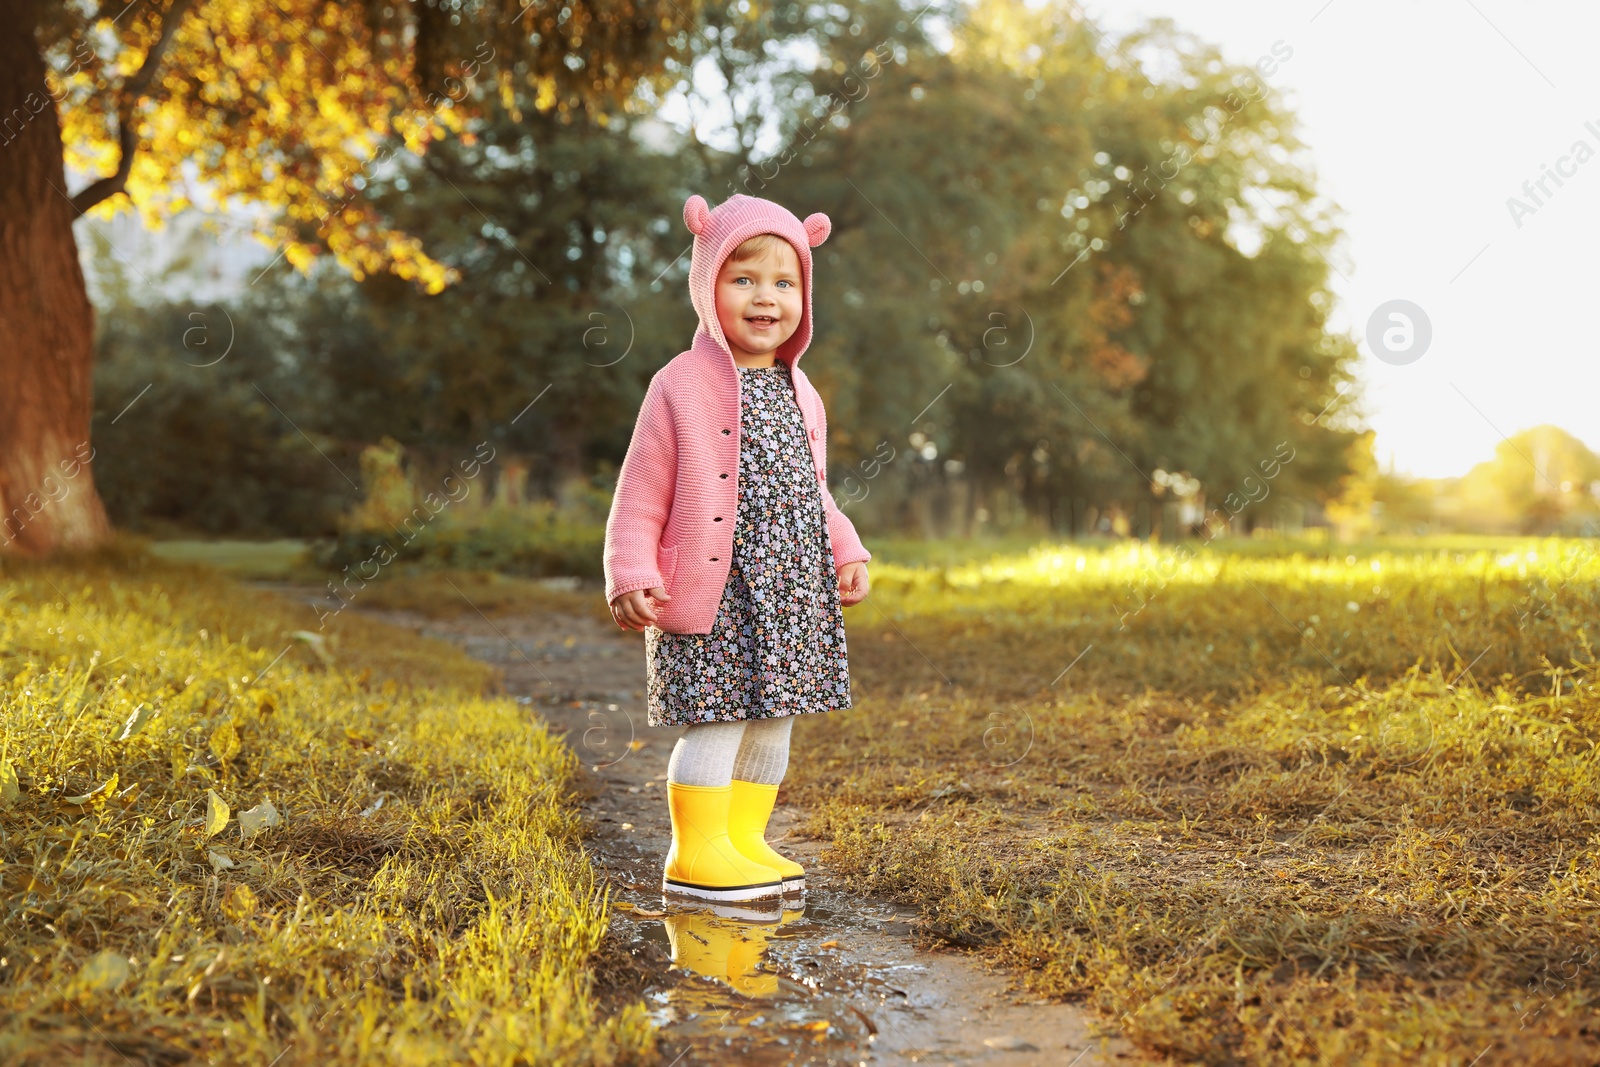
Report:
802,535,1600,1066
0,547,651,1065
846,536,1600,702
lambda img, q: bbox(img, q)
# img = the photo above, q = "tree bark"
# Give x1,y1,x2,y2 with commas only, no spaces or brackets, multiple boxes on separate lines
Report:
0,9,112,556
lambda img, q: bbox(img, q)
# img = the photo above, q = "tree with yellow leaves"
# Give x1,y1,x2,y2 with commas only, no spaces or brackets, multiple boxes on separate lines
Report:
1,0,695,555
1323,429,1378,540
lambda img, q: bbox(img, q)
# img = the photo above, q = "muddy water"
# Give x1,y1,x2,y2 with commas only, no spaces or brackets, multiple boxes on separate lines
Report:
588,742,1113,1066
612,870,1106,1065
261,583,1123,1065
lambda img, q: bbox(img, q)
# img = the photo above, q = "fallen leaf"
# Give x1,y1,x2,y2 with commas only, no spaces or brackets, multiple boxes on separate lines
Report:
208,849,237,873
204,789,230,838
209,718,240,764
62,773,119,814
612,901,636,912
818,940,840,949
0,759,19,807
292,630,334,665
802,1020,831,1032
238,798,281,840
222,883,258,923
76,951,130,993
117,703,156,741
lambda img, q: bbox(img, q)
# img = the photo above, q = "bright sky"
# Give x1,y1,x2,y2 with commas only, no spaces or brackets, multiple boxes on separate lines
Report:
1092,0,1600,479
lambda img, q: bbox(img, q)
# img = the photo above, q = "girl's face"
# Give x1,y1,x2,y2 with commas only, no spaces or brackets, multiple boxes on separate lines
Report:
714,239,803,365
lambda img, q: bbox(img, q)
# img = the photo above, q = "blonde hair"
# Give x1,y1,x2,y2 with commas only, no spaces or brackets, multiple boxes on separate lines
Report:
727,232,795,266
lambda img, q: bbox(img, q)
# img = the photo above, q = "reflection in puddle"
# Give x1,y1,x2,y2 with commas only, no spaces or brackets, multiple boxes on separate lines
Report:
661,902,804,998
637,898,888,1064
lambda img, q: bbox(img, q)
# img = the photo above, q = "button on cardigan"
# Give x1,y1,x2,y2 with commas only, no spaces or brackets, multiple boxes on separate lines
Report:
602,193,871,634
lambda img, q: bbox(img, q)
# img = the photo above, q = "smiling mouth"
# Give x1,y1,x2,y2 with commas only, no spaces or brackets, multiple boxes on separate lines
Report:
746,315,779,327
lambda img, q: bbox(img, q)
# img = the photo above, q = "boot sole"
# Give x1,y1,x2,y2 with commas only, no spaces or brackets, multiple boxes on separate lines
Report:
662,876,785,903
782,877,805,897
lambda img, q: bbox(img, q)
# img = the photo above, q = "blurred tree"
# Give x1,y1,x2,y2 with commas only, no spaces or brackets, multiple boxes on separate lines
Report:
344,0,945,495
1372,471,1437,535
345,438,418,534
72,0,1368,543
2,0,696,555
90,299,352,537
1324,429,1378,540
758,0,1359,537
90,0,885,536
1456,425,1600,535
350,97,697,490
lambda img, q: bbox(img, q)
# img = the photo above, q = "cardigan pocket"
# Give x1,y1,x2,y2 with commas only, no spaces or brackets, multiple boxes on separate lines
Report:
655,543,681,594
650,543,689,633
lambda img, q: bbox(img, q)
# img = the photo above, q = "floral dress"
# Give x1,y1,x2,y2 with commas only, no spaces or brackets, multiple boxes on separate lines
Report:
645,362,851,727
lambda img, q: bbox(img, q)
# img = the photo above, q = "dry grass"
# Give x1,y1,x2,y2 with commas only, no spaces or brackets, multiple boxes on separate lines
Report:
790,536,1600,1066
0,543,653,1065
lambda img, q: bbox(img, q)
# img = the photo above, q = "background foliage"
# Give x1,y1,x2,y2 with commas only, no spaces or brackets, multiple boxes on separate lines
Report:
88,0,1362,545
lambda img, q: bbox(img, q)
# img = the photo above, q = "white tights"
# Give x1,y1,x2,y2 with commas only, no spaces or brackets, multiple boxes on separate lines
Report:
666,717,795,787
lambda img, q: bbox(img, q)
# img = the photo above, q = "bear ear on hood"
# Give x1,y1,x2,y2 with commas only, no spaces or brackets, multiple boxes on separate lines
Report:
803,212,831,248
684,194,711,235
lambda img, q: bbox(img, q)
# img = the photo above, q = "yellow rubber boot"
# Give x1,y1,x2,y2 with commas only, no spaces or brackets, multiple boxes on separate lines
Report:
664,783,784,902
728,780,805,896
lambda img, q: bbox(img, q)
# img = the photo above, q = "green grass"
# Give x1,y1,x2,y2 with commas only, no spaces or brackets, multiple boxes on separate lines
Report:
145,538,315,580
789,535,1600,1066
0,543,652,1065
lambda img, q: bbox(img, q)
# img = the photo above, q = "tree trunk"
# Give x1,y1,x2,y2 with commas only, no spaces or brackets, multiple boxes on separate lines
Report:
0,10,112,556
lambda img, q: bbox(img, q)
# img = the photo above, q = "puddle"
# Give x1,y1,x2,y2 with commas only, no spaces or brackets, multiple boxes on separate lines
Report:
616,895,918,1065
295,587,1122,1065
603,864,1113,1066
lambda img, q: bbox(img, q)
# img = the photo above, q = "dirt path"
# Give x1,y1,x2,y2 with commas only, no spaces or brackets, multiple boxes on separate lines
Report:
260,583,1125,1066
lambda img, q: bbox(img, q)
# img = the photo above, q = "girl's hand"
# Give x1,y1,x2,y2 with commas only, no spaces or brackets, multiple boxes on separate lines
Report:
837,562,870,607
610,587,669,630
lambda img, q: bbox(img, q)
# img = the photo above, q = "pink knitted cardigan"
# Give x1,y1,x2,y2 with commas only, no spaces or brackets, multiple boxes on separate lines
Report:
602,192,871,634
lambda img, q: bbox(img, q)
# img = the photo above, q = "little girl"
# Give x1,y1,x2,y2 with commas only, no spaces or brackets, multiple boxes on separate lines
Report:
603,192,871,904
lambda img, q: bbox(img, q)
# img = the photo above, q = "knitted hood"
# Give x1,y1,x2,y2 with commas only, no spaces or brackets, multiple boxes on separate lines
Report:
683,193,832,369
